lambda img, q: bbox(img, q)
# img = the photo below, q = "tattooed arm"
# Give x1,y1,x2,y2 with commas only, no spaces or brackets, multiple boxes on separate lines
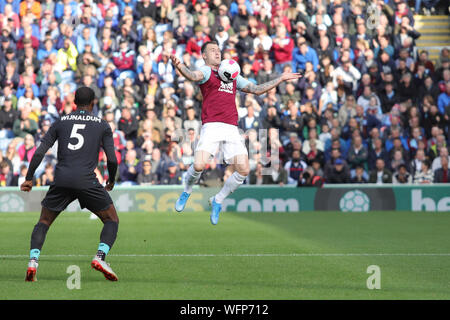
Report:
169,53,204,82
240,72,302,96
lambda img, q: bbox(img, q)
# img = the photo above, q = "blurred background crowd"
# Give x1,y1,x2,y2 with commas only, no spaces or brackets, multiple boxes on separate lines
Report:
0,0,449,188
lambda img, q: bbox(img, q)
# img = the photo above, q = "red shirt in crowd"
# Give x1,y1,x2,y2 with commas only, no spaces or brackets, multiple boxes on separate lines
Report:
271,36,294,64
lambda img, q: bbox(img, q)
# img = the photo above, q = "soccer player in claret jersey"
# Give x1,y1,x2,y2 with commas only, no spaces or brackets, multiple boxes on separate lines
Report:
21,87,120,282
170,41,301,225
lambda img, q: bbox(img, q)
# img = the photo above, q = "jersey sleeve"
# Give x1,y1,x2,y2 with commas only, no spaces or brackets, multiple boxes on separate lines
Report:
197,65,211,85
236,75,251,90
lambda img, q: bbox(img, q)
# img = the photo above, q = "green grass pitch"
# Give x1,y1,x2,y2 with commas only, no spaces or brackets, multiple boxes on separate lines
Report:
1,210,449,299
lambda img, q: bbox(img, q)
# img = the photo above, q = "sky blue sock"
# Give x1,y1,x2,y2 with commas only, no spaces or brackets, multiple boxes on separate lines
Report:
97,243,110,255
30,249,40,260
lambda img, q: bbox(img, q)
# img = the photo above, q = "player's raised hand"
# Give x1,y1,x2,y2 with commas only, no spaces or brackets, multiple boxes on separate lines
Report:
281,72,302,81
169,53,181,68
105,180,115,192
20,180,33,192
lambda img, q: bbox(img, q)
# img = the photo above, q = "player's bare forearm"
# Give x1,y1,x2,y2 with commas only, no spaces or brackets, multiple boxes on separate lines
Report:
169,53,204,82
241,77,283,96
178,64,204,82
241,72,302,96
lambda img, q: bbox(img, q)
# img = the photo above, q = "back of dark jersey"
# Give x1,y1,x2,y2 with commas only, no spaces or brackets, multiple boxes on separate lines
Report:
43,110,114,189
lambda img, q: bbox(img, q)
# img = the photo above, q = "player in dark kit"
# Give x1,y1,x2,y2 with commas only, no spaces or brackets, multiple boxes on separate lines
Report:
21,87,120,282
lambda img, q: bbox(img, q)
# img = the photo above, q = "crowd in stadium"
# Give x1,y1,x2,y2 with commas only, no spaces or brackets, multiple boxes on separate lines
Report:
0,0,449,188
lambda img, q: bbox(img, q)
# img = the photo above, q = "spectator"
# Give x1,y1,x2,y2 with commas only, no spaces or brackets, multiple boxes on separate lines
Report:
281,100,302,138
432,147,450,172
4,142,21,174
419,75,441,102
261,105,281,130
387,136,410,165
199,160,223,187
434,156,450,183
249,161,264,185
284,149,307,185
118,107,138,141
235,25,253,63
410,148,426,176
292,37,319,73
76,50,102,81
17,86,42,111
239,103,259,131
378,81,399,114
270,24,294,74
0,96,17,137
397,72,418,104
302,127,324,154
183,107,201,136
38,162,55,186
12,107,38,138
357,85,381,115
338,94,357,127
17,133,36,163
137,159,158,185
263,161,288,186
393,164,412,184
437,82,450,116
256,58,279,84
135,0,157,21
369,158,392,184
304,139,325,167
347,135,368,171
0,159,16,186
160,161,182,185
112,38,135,71
280,82,301,107
331,58,361,93
17,163,32,186
19,0,41,20
350,165,368,184
413,160,434,184
185,25,210,63
1,60,20,89
55,38,78,73
298,166,325,187
326,158,350,184
119,149,141,185
76,27,100,55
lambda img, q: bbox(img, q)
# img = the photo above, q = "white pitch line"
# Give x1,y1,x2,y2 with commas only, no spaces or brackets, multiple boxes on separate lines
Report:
1,253,450,258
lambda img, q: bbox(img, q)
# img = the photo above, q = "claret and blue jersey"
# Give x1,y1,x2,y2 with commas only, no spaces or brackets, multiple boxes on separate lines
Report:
197,65,251,126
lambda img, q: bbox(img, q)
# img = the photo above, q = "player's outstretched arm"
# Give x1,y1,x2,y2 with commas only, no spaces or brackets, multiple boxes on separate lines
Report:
169,53,204,82
240,72,302,96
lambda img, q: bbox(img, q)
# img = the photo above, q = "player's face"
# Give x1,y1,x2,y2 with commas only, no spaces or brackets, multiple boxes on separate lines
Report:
203,44,221,67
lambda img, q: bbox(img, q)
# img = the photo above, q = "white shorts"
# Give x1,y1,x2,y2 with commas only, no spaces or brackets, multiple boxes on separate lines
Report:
195,122,248,161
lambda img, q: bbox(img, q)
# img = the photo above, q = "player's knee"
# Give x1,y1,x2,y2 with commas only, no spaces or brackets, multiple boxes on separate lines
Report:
239,170,249,178
236,167,250,177
39,208,59,226
108,215,119,224
38,218,52,226
101,215,119,224
193,163,206,172
97,204,119,223
107,209,119,224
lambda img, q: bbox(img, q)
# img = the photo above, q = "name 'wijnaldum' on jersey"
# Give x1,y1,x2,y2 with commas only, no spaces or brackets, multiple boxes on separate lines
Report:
60,114,101,123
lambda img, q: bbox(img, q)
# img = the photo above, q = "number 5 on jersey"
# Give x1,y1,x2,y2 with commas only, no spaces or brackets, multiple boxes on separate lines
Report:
68,124,86,150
